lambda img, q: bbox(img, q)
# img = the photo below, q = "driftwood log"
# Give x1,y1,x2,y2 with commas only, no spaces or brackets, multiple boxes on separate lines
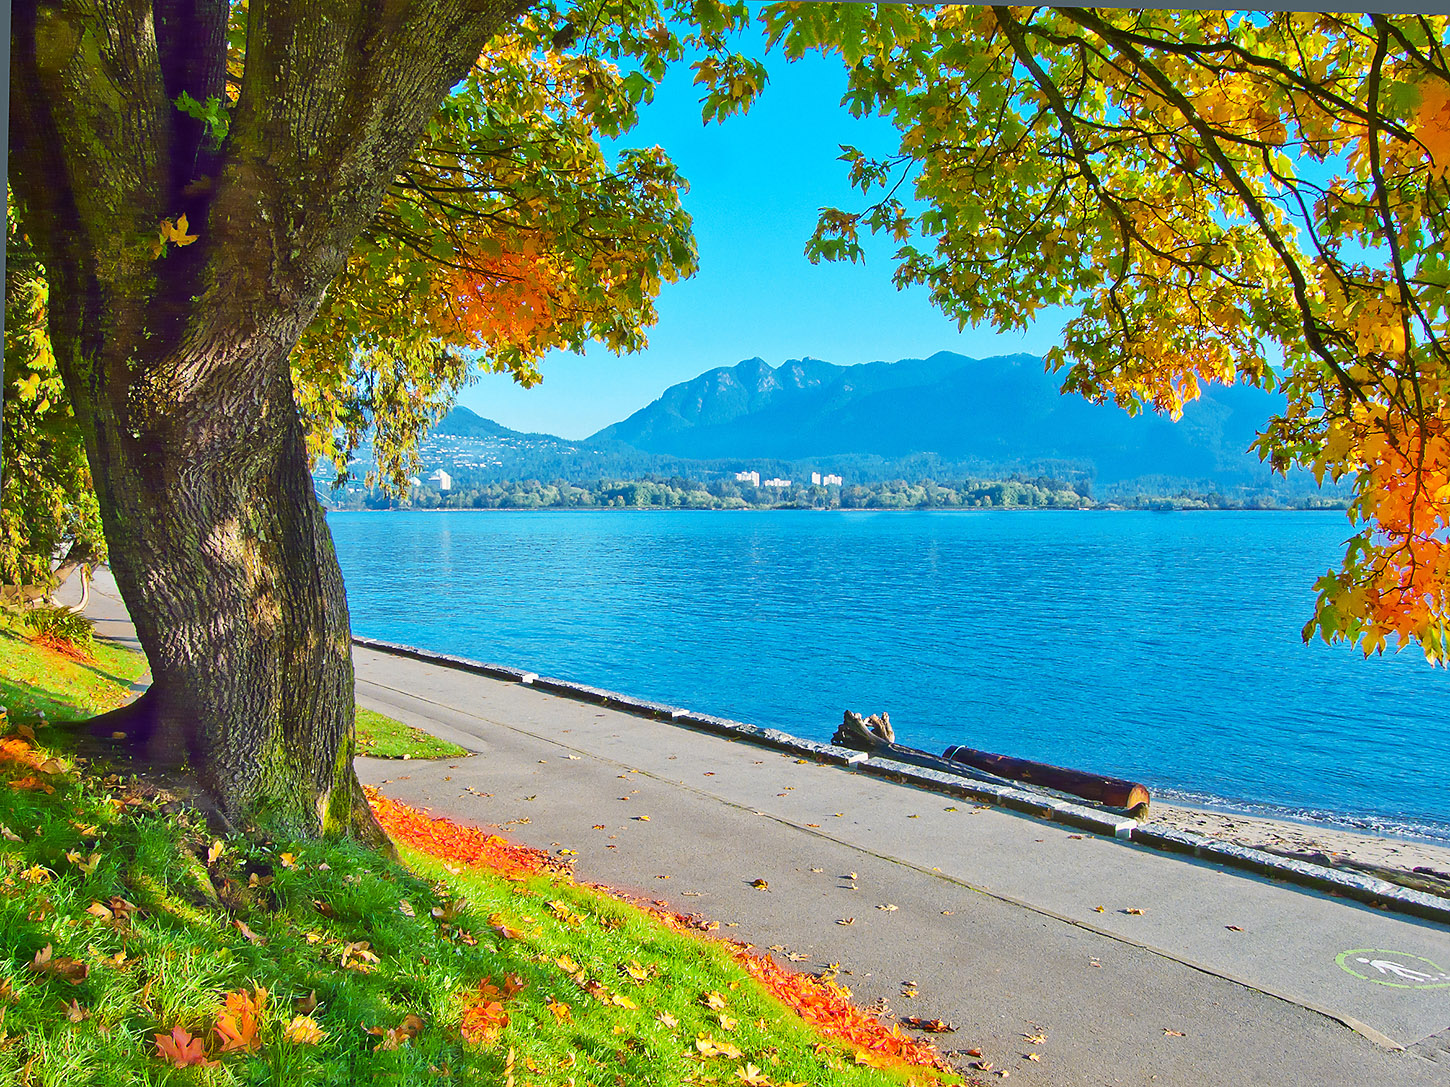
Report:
833,710,895,749
943,744,1150,817
833,710,1151,817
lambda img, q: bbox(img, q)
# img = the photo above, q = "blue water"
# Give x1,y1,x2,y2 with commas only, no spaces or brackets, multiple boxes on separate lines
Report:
330,510,1450,843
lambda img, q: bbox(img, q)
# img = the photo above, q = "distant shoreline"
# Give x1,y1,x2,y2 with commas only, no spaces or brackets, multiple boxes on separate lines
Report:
325,504,1351,514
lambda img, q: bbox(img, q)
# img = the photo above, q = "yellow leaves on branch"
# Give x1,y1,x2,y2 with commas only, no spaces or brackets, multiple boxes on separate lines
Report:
1313,413,1450,661
1414,77,1450,179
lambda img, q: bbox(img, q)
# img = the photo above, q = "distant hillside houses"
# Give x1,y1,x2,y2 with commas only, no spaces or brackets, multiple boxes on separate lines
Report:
737,469,841,488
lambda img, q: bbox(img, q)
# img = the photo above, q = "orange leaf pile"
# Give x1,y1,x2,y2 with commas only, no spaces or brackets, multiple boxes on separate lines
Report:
366,787,548,879
369,790,950,1074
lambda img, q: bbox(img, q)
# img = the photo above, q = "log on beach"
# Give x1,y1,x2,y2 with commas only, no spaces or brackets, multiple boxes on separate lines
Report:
942,743,1151,816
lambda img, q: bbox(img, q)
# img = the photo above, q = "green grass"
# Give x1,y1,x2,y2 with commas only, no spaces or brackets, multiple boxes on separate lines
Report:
0,612,149,723
0,624,960,1087
354,707,467,760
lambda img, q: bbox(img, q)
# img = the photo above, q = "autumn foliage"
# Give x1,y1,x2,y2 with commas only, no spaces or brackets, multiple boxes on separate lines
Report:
768,6,1450,662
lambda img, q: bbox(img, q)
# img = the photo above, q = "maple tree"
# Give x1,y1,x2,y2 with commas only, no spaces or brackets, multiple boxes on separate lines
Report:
766,5,1450,662
7,0,764,837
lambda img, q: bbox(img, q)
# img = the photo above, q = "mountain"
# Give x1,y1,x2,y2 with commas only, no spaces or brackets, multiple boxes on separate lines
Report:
588,351,1292,487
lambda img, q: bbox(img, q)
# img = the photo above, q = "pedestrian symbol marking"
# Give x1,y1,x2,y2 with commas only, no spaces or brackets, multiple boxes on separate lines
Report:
1336,949,1450,989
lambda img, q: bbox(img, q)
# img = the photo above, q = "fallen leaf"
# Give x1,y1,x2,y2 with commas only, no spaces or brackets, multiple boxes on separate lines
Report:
1024,1052,1040,1061
340,941,380,970
701,991,728,1010
1164,1028,1185,1037
547,1000,572,1022
901,1016,955,1033
28,945,88,984
716,1013,738,1031
155,1025,215,1067
735,1062,769,1085
368,1013,425,1051
283,1015,326,1045
65,850,100,875
279,852,297,869
836,917,855,926
399,899,416,917
1093,905,1105,913
749,878,769,891
86,901,113,922
65,999,88,1022
1123,908,1145,916
234,919,266,945
207,840,225,864
294,991,319,1014
876,903,898,911
1226,925,1244,932
214,987,267,1052
656,1011,679,1028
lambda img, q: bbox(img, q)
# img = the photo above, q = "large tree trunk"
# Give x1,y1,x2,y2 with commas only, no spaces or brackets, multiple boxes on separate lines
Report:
94,390,364,838
9,0,524,838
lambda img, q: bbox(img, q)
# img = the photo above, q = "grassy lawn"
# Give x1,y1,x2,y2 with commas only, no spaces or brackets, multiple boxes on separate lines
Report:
0,627,962,1087
355,707,468,760
0,613,149,723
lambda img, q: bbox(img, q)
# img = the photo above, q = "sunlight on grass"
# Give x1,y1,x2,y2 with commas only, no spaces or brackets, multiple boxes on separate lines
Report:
0,613,148,723
355,706,468,760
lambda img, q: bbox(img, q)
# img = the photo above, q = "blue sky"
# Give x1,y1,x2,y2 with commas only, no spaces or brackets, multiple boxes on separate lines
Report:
457,50,1066,440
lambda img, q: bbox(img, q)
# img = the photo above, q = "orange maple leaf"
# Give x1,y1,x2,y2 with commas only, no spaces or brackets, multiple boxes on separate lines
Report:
155,1025,217,1067
214,987,267,1052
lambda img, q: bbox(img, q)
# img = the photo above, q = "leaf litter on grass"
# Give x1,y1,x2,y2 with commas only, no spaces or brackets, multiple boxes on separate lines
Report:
0,698,962,1086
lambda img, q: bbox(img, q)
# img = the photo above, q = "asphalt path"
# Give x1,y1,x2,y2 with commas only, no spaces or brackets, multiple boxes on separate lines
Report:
349,645,1450,1087
72,572,1450,1085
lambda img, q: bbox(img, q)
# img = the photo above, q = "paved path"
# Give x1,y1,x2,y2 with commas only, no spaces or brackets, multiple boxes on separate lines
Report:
351,646,1450,1087
72,573,1450,1084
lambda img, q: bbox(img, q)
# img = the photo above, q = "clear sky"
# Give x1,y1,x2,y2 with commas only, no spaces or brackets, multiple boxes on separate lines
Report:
457,50,1065,440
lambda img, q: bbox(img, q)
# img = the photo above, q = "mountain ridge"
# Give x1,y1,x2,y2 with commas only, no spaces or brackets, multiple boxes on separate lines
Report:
579,351,1283,486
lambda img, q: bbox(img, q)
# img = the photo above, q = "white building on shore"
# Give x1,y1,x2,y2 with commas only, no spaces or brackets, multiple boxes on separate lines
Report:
735,470,760,486
762,477,792,488
427,468,452,492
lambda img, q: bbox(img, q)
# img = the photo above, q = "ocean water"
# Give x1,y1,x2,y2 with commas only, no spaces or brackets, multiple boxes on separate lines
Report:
330,509,1450,843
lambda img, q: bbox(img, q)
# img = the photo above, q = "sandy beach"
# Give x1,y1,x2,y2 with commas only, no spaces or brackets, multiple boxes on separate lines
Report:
1149,801,1450,893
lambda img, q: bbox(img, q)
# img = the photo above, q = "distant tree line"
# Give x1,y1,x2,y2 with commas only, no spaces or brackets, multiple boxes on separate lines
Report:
327,473,1347,512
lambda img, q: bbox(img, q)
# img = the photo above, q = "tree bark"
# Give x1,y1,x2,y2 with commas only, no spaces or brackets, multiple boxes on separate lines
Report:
9,0,526,838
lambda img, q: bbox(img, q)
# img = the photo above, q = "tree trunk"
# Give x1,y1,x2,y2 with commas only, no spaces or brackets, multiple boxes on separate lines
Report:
94,394,367,839
9,0,525,840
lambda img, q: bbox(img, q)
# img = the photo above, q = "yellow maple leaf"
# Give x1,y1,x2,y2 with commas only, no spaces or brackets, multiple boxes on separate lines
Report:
282,1015,326,1045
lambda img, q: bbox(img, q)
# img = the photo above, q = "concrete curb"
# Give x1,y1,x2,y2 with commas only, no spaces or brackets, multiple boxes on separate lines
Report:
352,634,1450,928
